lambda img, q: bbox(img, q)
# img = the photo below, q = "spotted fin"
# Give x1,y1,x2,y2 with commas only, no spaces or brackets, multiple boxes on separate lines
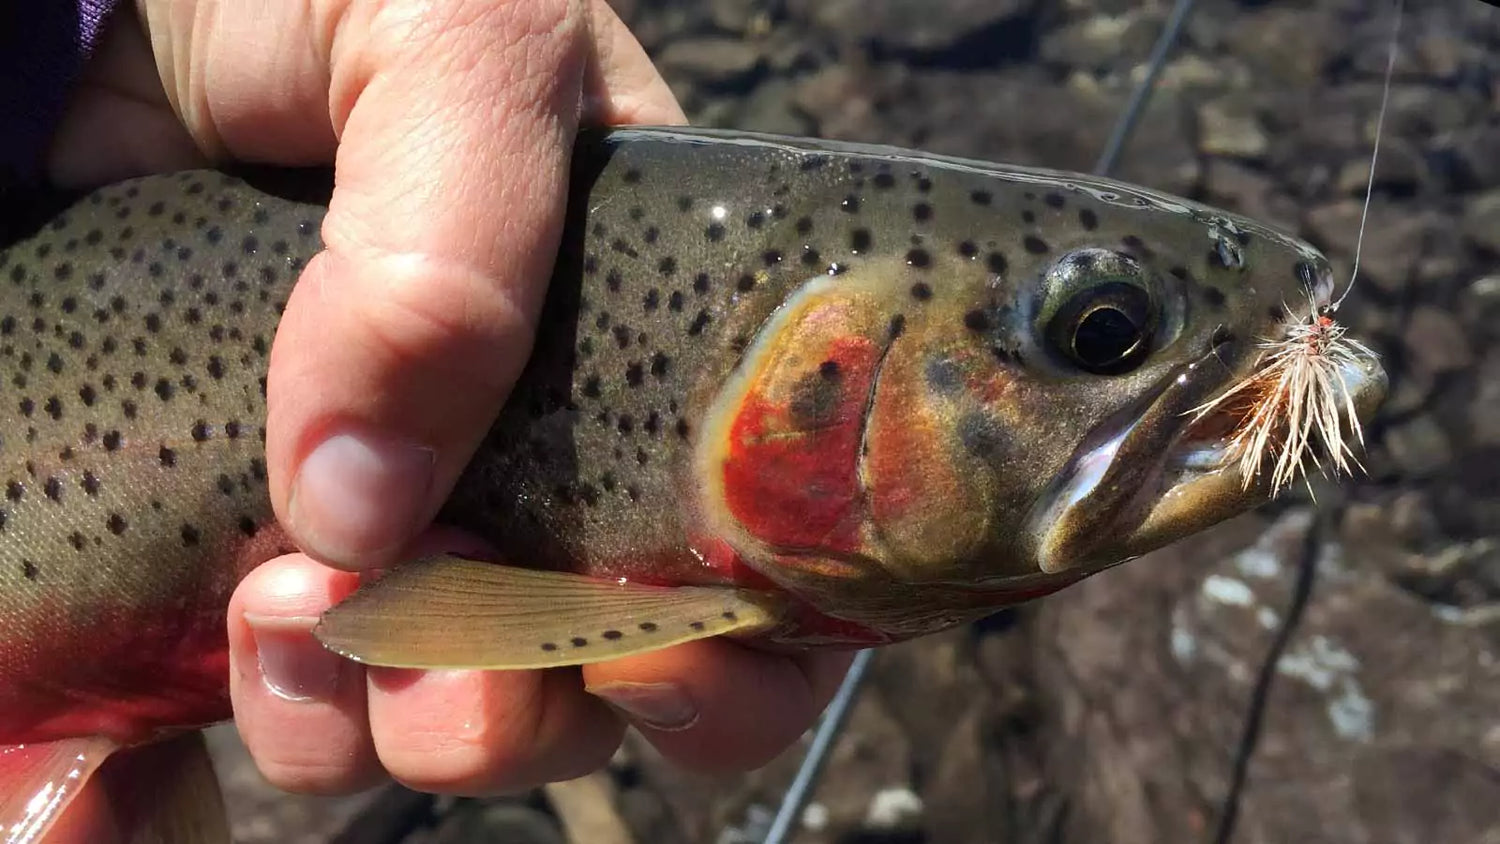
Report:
313,555,785,670
0,736,116,844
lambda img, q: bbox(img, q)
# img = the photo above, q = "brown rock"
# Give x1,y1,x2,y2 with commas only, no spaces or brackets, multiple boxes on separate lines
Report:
1463,191,1500,253
1198,98,1270,160
206,725,415,844
1232,535,1500,843
655,37,765,84
787,0,1036,52
1471,349,1500,447
1303,201,1426,294
1383,416,1454,478
1403,306,1474,377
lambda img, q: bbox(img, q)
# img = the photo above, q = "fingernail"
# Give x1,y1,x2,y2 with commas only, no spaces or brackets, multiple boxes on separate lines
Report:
289,433,435,567
588,682,699,732
246,615,346,703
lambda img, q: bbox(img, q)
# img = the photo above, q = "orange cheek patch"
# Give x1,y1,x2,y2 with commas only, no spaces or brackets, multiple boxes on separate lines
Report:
861,346,990,569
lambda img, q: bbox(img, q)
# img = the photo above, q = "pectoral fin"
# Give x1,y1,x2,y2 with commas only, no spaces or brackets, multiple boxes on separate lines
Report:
313,555,785,670
97,731,229,844
0,736,116,844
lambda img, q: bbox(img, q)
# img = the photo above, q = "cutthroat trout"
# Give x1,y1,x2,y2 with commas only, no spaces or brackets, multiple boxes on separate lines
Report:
0,127,1386,839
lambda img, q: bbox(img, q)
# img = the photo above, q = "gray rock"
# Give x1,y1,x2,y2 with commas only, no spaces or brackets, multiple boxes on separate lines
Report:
1469,348,1500,447
1026,504,1500,844
1446,124,1500,190
1304,200,1428,295
1382,366,1436,418
1384,415,1455,478
1202,159,1299,233
1197,98,1270,160
205,725,419,844
1233,530,1500,843
1334,140,1425,196
1039,12,1160,70
790,63,884,141
707,0,777,35
655,37,765,85
786,0,1036,52
733,77,815,136
1403,306,1474,377
1463,191,1500,253
426,802,565,844
1227,7,1345,86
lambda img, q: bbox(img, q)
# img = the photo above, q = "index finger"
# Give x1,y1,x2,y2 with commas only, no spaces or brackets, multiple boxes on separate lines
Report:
263,0,683,569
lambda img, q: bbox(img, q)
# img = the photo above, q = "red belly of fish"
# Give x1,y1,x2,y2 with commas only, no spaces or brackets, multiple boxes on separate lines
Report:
0,603,233,746
0,524,291,746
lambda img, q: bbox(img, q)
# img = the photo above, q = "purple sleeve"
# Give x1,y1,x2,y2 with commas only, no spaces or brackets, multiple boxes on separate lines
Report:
0,1,123,185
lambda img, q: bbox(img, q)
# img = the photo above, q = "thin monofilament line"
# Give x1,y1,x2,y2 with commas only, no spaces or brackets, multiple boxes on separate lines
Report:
1334,0,1404,312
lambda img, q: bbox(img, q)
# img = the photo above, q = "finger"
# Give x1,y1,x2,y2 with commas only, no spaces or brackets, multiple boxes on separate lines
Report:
581,0,687,126
255,0,684,570
365,665,625,795
583,642,855,773
227,554,381,794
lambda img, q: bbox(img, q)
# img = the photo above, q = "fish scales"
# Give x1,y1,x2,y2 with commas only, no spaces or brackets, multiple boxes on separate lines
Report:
0,128,1386,752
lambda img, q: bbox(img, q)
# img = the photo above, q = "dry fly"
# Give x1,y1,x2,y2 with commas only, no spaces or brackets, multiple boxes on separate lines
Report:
1188,0,1402,495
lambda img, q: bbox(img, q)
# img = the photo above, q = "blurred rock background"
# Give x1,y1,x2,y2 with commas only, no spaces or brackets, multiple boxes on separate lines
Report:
207,0,1500,841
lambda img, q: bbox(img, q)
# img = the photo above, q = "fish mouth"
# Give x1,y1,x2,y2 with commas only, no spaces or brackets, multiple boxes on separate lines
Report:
1025,335,1388,575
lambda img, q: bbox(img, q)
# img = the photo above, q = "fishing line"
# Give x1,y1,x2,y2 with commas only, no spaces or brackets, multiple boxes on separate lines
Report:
1334,0,1404,312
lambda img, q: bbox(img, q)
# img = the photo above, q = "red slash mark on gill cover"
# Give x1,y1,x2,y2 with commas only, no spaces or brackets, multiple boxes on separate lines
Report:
722,336,882,554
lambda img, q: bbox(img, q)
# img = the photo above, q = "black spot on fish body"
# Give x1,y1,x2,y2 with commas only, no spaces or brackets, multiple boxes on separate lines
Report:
959,413,1009,460
888,314,906,340
22,560,38,580
688,310,711,336
1021,210,1036,225
1024,236,1049,254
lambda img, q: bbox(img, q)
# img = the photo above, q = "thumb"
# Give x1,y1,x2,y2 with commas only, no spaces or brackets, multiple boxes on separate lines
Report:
258,0,681,568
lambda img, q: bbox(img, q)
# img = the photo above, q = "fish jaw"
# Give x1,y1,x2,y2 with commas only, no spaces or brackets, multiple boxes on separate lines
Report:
1025,326,1389,575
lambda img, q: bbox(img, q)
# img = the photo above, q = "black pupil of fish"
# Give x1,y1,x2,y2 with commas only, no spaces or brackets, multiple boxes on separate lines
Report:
1073,307,1140,368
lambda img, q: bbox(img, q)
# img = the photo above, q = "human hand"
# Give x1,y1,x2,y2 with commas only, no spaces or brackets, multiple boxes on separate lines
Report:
51,0,853,795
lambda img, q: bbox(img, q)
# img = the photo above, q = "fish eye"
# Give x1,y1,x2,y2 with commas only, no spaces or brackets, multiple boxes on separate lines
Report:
1033,249,1160,376
1045,282,1155,375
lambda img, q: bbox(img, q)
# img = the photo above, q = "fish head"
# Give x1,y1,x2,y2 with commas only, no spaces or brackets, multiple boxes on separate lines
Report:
690,144,1387,636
